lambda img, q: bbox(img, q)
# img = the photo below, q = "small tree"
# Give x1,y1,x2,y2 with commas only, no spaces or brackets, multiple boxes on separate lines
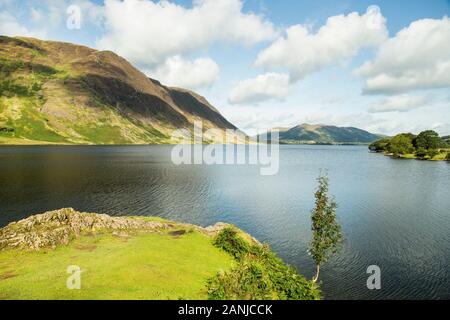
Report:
309,174,343,283
369,138,390,152
387,133,415,156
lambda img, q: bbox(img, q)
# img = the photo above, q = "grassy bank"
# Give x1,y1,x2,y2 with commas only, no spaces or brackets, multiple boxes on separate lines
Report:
0,209,319,300
0,231,234,300
390,150,449,161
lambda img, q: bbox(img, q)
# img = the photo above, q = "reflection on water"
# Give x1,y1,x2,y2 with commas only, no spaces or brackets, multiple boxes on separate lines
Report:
0,145,449,299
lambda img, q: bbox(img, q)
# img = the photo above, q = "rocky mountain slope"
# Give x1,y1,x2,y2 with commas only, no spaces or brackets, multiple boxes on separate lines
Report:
0,36,240,144
259,124,383,144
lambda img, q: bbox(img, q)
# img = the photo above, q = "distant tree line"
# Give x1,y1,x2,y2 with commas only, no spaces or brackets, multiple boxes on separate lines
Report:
369,130,450,160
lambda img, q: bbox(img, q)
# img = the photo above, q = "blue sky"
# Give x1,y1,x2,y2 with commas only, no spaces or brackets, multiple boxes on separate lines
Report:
1,0,449,135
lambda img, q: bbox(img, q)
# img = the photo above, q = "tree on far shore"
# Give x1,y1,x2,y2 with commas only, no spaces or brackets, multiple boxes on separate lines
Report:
369,130,448,160
413,130,444,150
387,133,415,156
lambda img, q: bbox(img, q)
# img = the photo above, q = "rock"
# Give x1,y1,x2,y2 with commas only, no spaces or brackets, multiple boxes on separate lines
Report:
0,208,170,251
203,222,230,236
0,208,245,251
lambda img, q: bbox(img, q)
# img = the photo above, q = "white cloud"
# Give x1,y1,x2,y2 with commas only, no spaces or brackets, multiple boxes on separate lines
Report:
0,10,46,38
0,0,103,38
369,94,429,113
45,0,104,28
255,6,387,81
229,73,290,105
224,105,385,136
356,17,450,94
97,0,276,68
430,122,450,135
151,55,219,90
30,8,43,22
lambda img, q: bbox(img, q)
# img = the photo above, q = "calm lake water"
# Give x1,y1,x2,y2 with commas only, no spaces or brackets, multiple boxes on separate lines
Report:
0,145,449,300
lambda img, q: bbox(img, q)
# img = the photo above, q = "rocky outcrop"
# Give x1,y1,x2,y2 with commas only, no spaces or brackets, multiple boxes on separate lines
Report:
0,208,232,251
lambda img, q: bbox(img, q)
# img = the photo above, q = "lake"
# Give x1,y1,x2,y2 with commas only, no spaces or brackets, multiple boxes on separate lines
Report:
0,145,449,299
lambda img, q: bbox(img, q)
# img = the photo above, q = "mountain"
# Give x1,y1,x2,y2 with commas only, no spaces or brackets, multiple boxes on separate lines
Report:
0,36,240,144
259,124,383,145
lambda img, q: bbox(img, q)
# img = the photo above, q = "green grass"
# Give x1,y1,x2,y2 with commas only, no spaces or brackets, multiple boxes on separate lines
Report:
72,123,132,145
399,154,417,159
431,151,448,161
1,98,68,143
0,230,235,300
398,151,448,161
0,51,176,145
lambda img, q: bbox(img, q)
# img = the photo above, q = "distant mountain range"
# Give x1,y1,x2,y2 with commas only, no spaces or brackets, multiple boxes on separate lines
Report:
0,36,240,145
258,124,384,145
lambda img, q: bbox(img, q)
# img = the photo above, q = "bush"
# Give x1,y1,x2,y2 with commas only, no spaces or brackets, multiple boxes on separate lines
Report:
446,152,450,161
426,149,439,159
415,148,428,160
208,228,321,300
213,227,250,261
369,138,390,152
386,133,415,156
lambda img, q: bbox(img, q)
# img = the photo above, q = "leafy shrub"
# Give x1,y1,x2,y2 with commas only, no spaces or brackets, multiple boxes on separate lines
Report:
446,152,450,161
0,59,57,77
213,227,250,261
208,227,321,300
369,138,390,152
0,127,14,133
415,147,428,160
426,149,439,159
387,133,415,156
0,80,28,97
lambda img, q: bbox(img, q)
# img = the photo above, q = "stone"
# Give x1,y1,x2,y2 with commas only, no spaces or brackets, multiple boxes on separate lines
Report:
0,208,235,251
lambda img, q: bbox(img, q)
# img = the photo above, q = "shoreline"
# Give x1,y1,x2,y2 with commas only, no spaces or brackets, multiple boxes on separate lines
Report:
372,150,450,162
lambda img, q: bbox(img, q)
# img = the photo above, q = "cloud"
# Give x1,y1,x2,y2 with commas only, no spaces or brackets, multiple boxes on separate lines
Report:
97,0,276,68
430,122,450,135
255,6,387,81
30,8,44,22
0,0,103,37
356,17,450,94
224,105,386,136
369,94,430,113
229,73,290,105
151,56,219,90
0,10,46,38
45,0,104,28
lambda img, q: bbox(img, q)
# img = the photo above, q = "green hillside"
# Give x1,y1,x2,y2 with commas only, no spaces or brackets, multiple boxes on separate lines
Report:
0,36,238,145
259,124,383,145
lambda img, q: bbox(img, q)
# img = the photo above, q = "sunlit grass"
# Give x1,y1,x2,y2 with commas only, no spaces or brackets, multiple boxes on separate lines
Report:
0,231,235,300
